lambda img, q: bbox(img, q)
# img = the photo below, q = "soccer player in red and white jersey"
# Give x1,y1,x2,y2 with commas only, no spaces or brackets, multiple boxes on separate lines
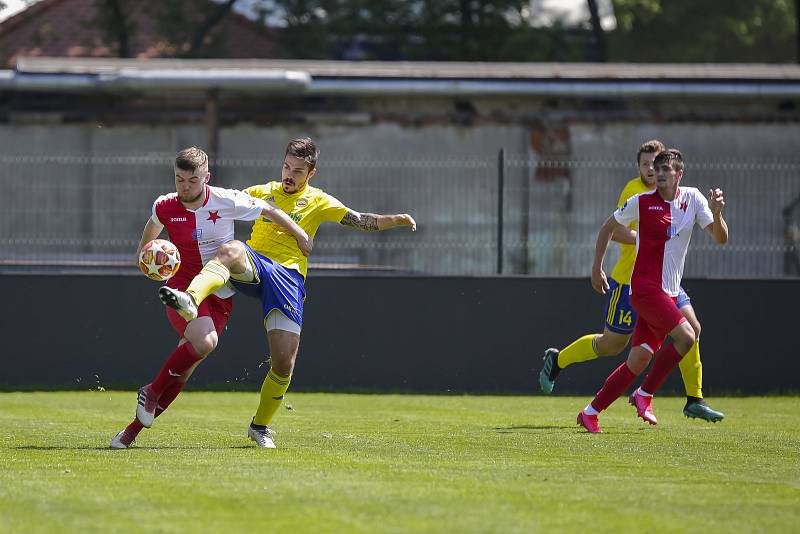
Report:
577,149,729,433
110,147,312,448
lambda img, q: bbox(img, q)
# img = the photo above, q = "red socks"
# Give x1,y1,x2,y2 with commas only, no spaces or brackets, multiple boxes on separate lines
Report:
640,343,684,395
590,362,637,412
150,343,202,397
124,379,188,439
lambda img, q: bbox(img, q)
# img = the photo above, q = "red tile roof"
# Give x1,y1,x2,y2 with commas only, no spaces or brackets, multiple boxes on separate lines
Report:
0,0,279,67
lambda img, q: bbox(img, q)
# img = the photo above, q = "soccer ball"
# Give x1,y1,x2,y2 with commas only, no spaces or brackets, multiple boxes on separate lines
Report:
138,239,181,281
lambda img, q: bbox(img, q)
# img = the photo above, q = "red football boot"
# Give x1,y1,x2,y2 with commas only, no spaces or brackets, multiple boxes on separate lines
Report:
629,390,658,425
577,411,602,433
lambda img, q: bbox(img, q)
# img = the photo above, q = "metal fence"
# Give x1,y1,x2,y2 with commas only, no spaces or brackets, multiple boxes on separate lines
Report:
1,153,799,278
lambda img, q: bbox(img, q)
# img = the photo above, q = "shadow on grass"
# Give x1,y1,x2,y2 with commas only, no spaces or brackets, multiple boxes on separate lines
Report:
11,445,256,451
494,425,575,431
494,425,646,435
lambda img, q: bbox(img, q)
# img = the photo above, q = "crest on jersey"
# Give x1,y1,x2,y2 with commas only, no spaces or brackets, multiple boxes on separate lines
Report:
296,198,308,208
679,200,688,212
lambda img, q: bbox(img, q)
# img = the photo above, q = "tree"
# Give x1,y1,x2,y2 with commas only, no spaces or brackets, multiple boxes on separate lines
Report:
586,0,607,62
609,0,797,63
92,0,244,58
273,0,591,61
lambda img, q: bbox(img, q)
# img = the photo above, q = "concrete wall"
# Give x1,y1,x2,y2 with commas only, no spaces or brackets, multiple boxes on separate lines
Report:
1,119,799,276
0,275,797,394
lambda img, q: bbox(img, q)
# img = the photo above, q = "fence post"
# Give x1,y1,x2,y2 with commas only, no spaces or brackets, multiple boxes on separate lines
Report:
497,148,505,275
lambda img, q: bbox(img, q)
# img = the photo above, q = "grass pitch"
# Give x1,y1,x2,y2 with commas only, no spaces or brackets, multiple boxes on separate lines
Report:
1,392,798,533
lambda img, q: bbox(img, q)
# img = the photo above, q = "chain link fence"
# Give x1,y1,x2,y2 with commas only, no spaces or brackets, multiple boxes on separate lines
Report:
1,153,798,277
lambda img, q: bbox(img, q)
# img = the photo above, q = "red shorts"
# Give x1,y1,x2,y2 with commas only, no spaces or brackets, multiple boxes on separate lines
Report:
630,285,686,354
165,294,233,338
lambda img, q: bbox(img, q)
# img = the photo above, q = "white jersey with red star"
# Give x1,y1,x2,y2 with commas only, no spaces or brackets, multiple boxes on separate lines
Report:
150,185,268,298
614,187,713,297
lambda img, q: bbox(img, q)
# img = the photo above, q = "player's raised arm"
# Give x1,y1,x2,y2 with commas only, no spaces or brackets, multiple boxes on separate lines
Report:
340,210,417,232
261,203,313,257
705,188,729,245
135,218,164,265
591,215,623,295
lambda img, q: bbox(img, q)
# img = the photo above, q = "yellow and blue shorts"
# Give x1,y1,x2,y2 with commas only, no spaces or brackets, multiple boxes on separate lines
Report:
230,244,306,327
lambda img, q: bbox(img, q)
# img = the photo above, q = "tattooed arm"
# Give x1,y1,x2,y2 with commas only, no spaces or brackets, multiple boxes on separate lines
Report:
340,210,417,232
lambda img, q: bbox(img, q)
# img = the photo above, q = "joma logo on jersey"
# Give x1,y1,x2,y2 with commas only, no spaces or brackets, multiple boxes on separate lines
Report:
648,206,664,211
283,303,299,313
171,217,188,222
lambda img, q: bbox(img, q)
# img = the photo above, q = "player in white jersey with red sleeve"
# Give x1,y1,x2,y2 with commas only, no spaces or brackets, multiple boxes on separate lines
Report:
111,147,311,448
577,149,729,433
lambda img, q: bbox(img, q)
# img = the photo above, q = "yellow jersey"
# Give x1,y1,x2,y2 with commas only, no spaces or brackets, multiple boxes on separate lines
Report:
244,181,350,278
609,176,653,284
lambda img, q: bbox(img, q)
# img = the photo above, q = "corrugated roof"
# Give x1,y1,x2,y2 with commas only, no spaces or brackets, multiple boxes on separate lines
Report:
15,57,800,81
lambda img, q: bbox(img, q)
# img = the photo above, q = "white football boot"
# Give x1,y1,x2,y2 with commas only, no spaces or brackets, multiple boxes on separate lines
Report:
136,385,158,428
110,428,136,449
158,287,198,322
248,422,276,449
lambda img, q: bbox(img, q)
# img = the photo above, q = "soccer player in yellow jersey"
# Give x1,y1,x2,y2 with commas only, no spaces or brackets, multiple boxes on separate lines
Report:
160,137,417,448
538,139,724,422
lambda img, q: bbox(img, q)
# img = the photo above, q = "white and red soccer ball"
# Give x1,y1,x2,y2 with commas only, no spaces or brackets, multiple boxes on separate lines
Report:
138,239,181,281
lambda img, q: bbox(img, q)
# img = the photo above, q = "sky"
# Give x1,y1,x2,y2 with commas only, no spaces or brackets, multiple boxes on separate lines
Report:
0,0,29,23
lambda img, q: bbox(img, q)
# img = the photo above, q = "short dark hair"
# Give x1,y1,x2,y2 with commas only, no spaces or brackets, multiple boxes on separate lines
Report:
653,148,685,172
637,139,666,164
285,137,319,171
175,147,208,173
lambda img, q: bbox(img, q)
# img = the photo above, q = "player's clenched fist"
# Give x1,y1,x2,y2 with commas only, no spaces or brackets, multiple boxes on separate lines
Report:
708,188,724,215
591,267,609,295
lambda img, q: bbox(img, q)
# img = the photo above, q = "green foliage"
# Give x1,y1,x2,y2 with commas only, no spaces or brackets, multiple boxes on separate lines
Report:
274,0,591,61
609,0,798,62
2,392,799,532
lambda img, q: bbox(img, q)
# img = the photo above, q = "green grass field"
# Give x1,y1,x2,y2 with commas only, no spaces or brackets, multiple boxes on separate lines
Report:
1,392,798,533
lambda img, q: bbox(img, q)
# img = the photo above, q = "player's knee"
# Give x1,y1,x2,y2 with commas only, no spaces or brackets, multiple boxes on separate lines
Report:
215,241,246,267
673,322,696,352
627,349,651,375
270,353,296,377
189,332,218,357
691,320,701,339
597,333,629,356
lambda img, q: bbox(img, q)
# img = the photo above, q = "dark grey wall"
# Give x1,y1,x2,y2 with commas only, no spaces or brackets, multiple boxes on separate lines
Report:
0,275,796,394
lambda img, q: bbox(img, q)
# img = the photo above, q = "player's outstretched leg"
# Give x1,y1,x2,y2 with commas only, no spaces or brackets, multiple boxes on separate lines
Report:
248,419,277,449
538,348,560,394
158,287,198,322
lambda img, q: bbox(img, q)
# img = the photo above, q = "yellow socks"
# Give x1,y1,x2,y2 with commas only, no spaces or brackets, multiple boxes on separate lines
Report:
678,339,703,399
557,334,599,369
253,369,292,426
186,259,230,305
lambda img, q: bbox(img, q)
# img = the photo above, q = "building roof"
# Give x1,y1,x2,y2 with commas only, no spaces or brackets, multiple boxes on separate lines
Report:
0,0,278,67
14,56,800,82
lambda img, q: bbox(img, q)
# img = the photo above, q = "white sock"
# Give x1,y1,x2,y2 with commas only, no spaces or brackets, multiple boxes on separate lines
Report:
637,387,653,397
584,404,599,416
